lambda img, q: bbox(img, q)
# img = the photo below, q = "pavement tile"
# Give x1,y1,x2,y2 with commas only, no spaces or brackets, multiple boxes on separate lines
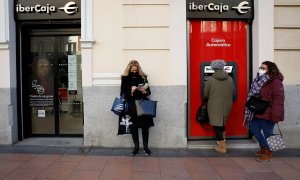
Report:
19,154,60,169
183,157,217,173
208,158,252,179
2,168,43,180
262,158,291,168
248,172,283,180
36,161,79,179
220,172,252,180
132,157,160,172
190,172,222,180
100,156,133,180
207,157,241,167
161,173,192,180
130,171,162,180
56,155,85,162
279,157,300,171
0,160,28,179
78,155,109,172
82,155,109,162
75,160,107,171
232,157,272,172
66,170,101,180
159,158,190,178
3,153,37,161
270,167,300,180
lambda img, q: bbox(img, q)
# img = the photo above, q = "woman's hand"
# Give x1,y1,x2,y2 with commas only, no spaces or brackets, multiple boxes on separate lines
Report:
131,86,137,95
138,87,147,94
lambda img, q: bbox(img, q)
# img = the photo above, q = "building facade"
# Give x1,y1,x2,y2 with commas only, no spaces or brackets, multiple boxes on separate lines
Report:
0,0,299,148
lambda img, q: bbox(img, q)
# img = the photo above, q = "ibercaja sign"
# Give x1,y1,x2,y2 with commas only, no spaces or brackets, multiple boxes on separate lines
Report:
186,0,254,20
14,0,81,20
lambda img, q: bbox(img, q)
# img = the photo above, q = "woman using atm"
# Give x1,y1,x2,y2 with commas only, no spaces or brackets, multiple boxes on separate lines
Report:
204,60,234,153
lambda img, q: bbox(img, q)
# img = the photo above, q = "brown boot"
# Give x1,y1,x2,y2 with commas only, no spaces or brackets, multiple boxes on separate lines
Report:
255,147,266,157
257,149,272,162
215,140,227,153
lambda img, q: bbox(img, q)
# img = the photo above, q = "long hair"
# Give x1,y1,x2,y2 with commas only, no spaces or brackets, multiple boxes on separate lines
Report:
262,61,280,78
122,60,147,78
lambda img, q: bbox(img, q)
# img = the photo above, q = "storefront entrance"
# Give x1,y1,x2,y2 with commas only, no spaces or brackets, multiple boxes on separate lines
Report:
21,27,83,137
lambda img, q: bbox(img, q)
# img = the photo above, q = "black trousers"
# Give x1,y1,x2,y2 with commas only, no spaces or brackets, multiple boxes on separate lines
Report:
131,126,149,148
214,126,225,141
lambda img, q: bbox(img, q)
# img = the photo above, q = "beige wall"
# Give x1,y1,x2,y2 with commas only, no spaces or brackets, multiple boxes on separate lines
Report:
275,0,300,84
0,50,10,88
92,0,170,86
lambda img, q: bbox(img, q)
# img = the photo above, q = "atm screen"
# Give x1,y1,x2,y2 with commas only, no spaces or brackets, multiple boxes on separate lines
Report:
203,65,234,84
201,62,237,101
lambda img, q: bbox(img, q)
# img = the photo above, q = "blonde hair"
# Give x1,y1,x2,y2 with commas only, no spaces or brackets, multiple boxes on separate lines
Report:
122,60,147,78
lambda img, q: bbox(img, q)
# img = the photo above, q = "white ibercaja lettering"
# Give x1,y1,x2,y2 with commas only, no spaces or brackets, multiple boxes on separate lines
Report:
15,4,56,14
189,2,229,13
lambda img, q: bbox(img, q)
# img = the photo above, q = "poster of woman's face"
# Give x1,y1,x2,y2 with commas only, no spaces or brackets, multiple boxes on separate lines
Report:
32,57,52,80
36,58,51,79
30,56,54,106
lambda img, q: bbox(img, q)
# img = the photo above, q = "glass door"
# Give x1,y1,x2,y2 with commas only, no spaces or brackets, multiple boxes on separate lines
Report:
25,32,83,136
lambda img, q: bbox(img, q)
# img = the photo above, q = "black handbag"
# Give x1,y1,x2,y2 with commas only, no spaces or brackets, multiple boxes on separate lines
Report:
196,102,209,124
246,95,269,114
135,99,157,117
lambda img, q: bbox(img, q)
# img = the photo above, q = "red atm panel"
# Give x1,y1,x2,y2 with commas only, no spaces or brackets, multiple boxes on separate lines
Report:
188,20,248,139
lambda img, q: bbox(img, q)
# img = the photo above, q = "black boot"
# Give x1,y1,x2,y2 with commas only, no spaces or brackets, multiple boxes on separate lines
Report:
142,127,151,155
132,147,139,156
132,127,139,156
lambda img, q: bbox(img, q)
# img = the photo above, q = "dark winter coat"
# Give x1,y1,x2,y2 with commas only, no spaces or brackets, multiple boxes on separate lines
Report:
120,74,154,128
204,70,234,126
254,73,285,123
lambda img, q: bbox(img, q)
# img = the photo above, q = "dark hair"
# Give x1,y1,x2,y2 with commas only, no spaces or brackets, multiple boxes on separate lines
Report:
262,61,280,78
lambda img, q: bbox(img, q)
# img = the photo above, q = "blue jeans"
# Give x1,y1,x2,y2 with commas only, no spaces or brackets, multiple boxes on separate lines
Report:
250,118,275,150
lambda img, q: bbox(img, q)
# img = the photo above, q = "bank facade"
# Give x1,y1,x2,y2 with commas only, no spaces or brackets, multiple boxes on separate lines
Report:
0,0,300,148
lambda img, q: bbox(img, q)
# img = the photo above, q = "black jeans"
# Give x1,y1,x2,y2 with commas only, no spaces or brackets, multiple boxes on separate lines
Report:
214,126,225,141
131,126,149,149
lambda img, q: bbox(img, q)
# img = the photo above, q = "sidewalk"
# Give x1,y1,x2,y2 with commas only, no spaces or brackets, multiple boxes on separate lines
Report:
0,145,300,180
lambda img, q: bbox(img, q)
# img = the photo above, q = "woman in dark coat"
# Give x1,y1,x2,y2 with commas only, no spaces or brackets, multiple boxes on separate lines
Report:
120,60,154,156
244,61,285,162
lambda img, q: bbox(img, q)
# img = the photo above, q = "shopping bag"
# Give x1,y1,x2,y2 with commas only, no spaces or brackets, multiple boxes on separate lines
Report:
111,97,124,115
118,114,133,135
135,99,157,117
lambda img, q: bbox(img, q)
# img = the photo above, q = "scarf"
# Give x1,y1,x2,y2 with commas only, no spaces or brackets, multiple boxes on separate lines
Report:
243,74,270,128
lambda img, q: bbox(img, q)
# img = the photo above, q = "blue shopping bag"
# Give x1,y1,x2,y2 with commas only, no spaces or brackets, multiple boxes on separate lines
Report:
111,97,124,115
